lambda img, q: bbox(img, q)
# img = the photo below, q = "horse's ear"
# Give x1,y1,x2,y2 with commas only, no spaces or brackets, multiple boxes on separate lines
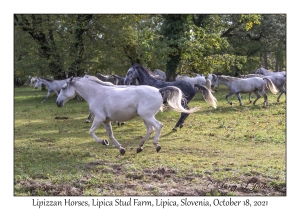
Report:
70,76,74,82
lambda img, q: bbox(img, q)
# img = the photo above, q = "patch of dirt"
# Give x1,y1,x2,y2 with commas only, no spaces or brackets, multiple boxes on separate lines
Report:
17,178,82,196
16,162,286,196
34,137,56,142
55,116,69,120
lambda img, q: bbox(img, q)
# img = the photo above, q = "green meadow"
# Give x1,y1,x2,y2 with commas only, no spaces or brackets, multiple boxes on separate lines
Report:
14,85,286,196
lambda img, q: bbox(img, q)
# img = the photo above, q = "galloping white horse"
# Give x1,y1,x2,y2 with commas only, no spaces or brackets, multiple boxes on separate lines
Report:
255,67,286,76
56,75,200,155
254,67,286,102
34,78,69,103
175,74,214,91
211,75,278,107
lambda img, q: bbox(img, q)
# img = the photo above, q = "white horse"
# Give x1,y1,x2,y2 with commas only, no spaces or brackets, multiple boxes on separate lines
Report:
211,75,278,107
28,76,37,86
34,78,69,103
175,74,214,91
255,67,286,76
56,75,200,155
153,69,166,81
254,67,286,102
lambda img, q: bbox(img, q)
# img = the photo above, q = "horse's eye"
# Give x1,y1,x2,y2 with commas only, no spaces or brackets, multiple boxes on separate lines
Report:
62,83,67,89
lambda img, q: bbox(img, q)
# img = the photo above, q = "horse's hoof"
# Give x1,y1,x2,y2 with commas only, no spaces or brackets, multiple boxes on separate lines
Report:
102,140,109,145
172,127,177,131
156,145,161,153
121,122,125,125
85,120,90,123
137,147,143,153
230,102,232,105
179,124,184,128
120,148,126,155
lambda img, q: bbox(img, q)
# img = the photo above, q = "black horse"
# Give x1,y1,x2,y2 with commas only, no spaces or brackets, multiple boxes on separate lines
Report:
124,63,217,131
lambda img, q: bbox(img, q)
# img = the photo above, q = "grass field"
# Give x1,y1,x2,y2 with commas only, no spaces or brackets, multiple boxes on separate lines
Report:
14,85,286,196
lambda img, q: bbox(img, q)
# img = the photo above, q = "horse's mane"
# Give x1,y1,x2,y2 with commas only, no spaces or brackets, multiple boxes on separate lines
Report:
40,78,54,82
219,75,241,81
84,75,115,86
133,63,158,77
110,74,123,79
241,74,264,78
96,73,109,78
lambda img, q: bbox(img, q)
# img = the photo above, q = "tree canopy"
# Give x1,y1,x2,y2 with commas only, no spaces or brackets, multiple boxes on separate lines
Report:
14,14,286,84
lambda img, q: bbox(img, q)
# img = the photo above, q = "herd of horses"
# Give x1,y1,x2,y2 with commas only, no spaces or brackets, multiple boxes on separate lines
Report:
32,64,286,155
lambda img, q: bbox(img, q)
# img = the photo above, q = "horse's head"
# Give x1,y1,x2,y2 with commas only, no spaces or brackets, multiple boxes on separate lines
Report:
124,66,138,85
255,68,262,74
34,78,42,89
210,74,219,89
56,77,76,107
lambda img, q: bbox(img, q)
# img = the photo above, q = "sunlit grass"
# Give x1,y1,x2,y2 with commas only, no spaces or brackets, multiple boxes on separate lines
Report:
14,85,286,196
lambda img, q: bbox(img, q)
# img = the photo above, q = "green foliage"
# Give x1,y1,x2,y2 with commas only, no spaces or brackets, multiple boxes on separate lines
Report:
240,14,261,31
14,14,286,82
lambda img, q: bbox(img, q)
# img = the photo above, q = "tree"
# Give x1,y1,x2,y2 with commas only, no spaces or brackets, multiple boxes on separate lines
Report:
14,14,286,85
67,14,93,77
14,14,65,79
14,14,94,79
160,15,191,81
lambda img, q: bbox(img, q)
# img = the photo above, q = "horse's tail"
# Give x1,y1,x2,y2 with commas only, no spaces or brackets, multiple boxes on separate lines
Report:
205,78,215,93
263,78,278,94
159,86,200,113
194,84,217,109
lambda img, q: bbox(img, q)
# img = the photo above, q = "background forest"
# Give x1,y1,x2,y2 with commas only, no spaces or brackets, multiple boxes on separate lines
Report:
14,14,286,84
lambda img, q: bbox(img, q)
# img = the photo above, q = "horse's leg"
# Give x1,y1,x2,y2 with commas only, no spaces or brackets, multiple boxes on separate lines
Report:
277,87,286,102
179,113,190,129
85,113,93,123
103,122,125,155
41,90,52,103
172,112,189,131
259,90,268,107
115,121,125,126
144,117,163,152
252,90,261,105
173,98,192,130
225,92,234,105
236,93,243,106
248,92,252,103
136,120,155,153
89,116,109,146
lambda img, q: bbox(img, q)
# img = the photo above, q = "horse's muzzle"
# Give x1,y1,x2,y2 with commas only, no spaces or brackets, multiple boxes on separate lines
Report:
124,77,131,85
56,100,64,107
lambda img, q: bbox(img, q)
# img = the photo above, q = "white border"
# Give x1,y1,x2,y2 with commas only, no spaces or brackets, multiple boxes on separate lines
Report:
4,1,298,209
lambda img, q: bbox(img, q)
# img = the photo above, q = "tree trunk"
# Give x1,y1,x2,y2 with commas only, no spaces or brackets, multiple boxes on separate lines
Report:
166,53,180,81
263,49,268,69
161,15,190,81
275,56,279,72
68,14,93,77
